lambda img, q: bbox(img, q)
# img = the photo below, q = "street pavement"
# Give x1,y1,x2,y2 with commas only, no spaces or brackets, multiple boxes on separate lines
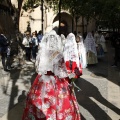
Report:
0,41,120,120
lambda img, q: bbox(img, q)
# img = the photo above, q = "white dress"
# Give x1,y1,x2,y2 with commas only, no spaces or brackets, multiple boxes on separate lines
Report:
100,35,107,52
77,42,87,68
84,33,98,64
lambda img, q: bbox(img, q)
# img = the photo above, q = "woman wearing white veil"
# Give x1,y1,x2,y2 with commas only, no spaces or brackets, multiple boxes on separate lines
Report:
84,32,98,64
63,33,82,79
100,33,107,53
76,35,87,68
22,30,81,120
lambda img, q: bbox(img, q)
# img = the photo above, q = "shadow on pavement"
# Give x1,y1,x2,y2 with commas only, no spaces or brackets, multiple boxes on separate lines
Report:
75,78,120,120
30,72,37,85
86,42,120,88
18,90,26,103
8,68,21,110
5,63,36,120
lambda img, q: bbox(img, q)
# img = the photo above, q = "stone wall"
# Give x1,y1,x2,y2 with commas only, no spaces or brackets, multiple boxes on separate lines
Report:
0,4,15,35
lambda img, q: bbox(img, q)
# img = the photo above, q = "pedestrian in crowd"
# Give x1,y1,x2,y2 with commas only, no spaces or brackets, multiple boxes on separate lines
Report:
96,43,104,58
0,32,11,71
99,33,107,53
37,30,43,43
22,31,32,61
84,32,98,65
37,30,43,50
111,37,120,67
31,32,38,62
76,35,87,68
94,31,100,44
94,31,104,58
22,30,81,120
64,33,82,78
35,30,38,36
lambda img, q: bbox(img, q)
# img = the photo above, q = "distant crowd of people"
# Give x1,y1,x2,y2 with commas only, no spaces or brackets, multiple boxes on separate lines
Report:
76,31,108,68
21,30,120,120
0,29,120,119
22,30,109,67
0,29,120,72
22,30,43,62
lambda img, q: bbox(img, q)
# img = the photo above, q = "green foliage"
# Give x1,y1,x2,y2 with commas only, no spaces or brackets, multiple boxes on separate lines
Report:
22,0,120,30
22,0,40,11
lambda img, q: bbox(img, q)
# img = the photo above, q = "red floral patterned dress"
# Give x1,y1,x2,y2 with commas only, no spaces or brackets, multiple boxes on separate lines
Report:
22,59,82,120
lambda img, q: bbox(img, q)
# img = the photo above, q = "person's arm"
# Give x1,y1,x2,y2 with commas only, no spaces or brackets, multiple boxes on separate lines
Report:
22,38,26,45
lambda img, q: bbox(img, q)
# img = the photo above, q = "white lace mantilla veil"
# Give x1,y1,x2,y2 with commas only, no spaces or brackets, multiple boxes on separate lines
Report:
100,35,105,42
35,30,63,75
84,32,97,56
63,33,80,72
77,35,87,68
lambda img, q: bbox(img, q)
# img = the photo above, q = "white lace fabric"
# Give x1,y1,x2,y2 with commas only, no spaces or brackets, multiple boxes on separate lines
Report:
84,32,97,56
35,30,68,78
63,33,80,76
77,35,87,68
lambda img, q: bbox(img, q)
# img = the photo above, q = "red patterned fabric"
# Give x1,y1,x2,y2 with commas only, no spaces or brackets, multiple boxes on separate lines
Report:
65,61,82,78
22,75,81,120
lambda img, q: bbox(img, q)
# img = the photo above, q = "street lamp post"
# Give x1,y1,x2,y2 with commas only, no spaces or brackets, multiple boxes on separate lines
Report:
41,0,44,34
58,0,61,35
72,13,74,32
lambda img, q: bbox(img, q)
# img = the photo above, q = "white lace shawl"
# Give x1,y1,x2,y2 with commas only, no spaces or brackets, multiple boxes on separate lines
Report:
35,30,68,78
100,35,106,42
84,32,97,56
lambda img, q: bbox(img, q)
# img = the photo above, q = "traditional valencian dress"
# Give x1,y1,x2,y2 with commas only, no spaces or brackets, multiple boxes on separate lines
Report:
84,32,98,64
94,32,104,58
22,31,81,120
99,35,107,53
76,35,87,68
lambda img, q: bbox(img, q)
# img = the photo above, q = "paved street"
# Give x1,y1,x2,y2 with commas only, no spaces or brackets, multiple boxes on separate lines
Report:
0,42,120,120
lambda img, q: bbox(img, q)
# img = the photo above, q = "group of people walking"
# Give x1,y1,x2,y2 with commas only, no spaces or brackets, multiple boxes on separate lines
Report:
22,30,82,120
76,31,107,67
22,31,43,62
22,29,108,120
0,29,108,119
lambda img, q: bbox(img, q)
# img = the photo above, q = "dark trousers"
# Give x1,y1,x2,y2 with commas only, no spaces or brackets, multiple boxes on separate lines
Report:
25,47,31,61
1,52,11,70
31,46,37,60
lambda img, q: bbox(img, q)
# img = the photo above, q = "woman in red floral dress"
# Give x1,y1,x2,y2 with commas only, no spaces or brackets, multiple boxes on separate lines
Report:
22,31,82,120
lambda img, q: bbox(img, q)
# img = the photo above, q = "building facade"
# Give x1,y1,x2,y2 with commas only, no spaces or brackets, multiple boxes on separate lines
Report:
1,0,96,35
0,1,15,35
